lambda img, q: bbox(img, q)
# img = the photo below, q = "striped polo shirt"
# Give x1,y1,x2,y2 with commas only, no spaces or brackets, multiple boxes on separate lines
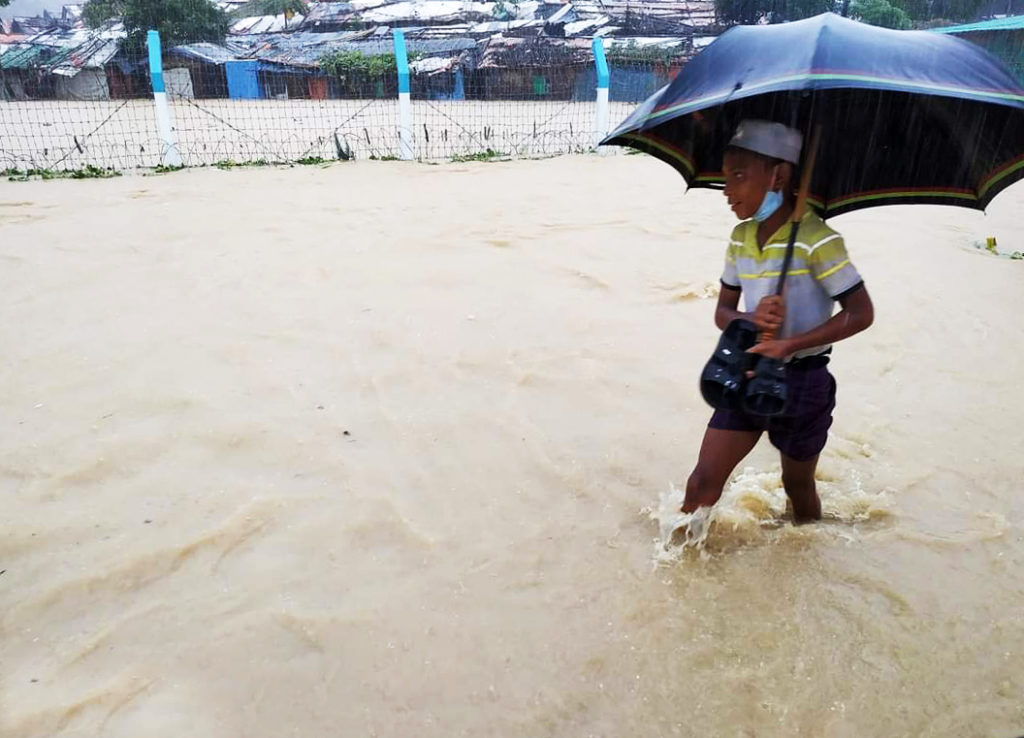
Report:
721,211,863,359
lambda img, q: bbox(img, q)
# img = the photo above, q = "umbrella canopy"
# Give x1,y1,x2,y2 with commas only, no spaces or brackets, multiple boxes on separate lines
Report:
602,13,1024,218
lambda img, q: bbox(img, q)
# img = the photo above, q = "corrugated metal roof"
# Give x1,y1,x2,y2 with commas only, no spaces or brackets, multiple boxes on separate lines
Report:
410,54,458,73
349,0,402,10
404,23,474,38
546,5,576,24
603,36,690,48
229,30,477,68
467,20,533,33
931,15,1024,34
573,0,713,28
478,35,592,67
170,42,243,65
563,17,609,35
10,16,58,35
20,21,124,47
362,1,497,24
301,1,357,25
0,43,53,69
0,0,715,79
405,36,479,53
50,36,121,75
0,21,124,74
230,14,306,34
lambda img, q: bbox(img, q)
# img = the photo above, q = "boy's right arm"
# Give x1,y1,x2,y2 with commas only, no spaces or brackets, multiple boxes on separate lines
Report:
717,226,783,333
714,284,745,330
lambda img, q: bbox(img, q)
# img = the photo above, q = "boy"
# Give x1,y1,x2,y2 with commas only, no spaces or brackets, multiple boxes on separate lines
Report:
682,120,874,523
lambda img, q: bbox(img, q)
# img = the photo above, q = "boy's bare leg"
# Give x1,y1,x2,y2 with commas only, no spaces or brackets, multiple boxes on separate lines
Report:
683,428,761,513
780,453,822,523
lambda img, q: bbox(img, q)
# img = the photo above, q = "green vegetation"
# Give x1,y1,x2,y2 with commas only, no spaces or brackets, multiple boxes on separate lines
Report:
318,50,424,79
850,0,911,28
82,0,229,47
713,0,987,27
317,50,423,97
148,157,332,174
319,51,398,80
898,0,988,23
4,165,121,181
450,149,509,163
213,159,271,169
5,156,341,182
713,0,835,26
212,156,336,170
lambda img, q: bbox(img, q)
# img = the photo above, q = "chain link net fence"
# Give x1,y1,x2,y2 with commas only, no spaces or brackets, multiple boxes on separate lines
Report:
1,23,693,172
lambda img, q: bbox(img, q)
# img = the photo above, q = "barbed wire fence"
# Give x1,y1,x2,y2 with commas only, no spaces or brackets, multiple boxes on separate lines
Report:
0,27,163,171
1,26,689,173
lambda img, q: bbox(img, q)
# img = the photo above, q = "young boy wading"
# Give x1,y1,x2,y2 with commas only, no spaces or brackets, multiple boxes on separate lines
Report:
683,120,875,522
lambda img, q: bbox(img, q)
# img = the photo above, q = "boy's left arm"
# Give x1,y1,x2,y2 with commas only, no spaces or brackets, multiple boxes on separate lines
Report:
749,235,873,359
749,286,873,359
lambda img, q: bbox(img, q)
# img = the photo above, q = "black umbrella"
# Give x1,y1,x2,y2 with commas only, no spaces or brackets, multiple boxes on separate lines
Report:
602,13,1024,219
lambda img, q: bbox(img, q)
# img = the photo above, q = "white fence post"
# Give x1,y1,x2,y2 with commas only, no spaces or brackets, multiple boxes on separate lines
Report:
147,30,182,167
393,29,413,160
593,37,610,152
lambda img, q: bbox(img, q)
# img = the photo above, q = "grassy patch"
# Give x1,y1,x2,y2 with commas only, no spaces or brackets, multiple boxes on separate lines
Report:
149,156,332,175
4,165,121,181
213,159,272,170
450,149,509,163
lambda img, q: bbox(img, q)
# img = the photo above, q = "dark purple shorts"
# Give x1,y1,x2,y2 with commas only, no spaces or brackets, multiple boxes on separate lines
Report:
708,364,837,462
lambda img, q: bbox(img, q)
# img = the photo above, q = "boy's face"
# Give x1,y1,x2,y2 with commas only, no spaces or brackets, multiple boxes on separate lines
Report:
722,148,778,220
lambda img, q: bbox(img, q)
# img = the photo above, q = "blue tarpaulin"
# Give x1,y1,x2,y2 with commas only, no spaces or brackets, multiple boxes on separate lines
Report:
226,60,260,98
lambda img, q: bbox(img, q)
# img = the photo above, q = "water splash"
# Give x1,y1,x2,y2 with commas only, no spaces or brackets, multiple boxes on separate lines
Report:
647,464,892,565
652,488,712,557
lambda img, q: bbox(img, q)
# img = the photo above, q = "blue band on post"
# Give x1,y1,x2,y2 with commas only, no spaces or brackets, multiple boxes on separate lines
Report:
592,37,609,89
147,30,165,93
393,29,410,94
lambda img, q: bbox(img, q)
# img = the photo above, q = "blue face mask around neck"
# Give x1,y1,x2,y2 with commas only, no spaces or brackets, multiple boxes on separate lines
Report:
753,188,784,223
752,164,785,222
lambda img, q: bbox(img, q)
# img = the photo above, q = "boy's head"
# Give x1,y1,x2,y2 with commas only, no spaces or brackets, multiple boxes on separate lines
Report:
722,120,802,221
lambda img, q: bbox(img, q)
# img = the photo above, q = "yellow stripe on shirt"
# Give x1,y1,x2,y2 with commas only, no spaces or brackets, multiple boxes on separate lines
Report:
815,259,850,281
737,268,812,279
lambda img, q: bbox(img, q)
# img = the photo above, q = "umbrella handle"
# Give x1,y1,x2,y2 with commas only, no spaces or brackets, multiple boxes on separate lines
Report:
791,125,822,226
761,125,822,343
